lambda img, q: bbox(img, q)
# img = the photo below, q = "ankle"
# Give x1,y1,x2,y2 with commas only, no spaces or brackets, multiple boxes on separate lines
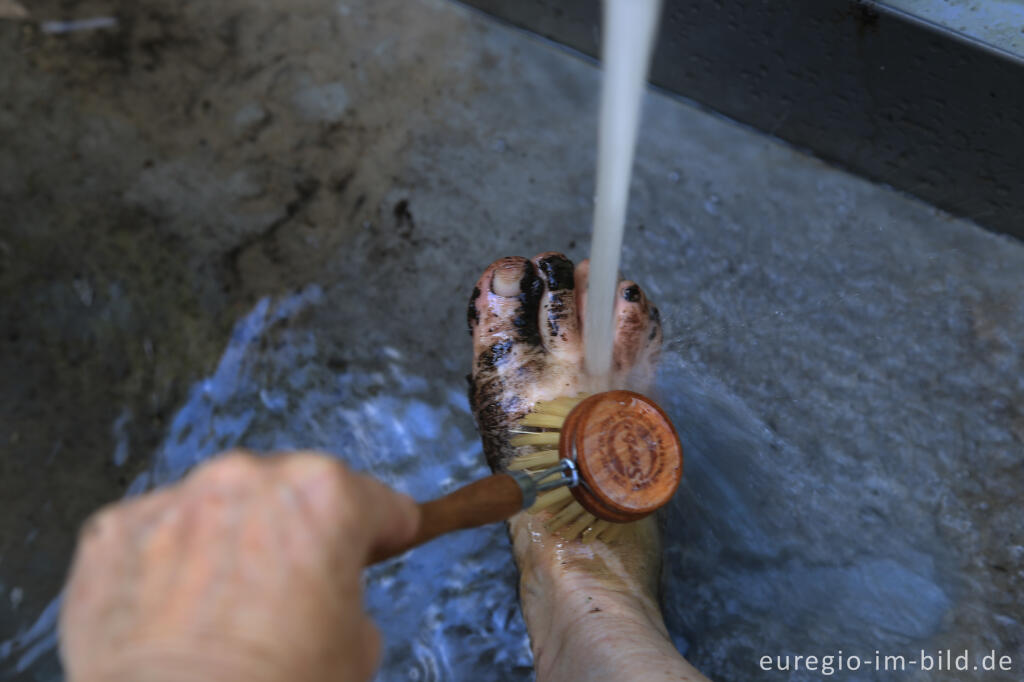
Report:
532,600,682,682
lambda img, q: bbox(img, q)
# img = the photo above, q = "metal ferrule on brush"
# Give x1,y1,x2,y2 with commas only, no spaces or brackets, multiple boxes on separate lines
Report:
509,459,580,510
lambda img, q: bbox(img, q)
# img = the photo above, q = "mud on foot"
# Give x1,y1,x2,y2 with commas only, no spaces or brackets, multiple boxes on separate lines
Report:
466,253,678,680
467,252,662,472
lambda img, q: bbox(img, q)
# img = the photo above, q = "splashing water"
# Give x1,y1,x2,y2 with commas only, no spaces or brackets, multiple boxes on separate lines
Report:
584,0,663,388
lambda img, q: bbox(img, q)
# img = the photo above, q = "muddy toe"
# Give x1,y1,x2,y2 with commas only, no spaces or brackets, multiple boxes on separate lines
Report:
467,253,663,470
612,279,662,387
532,252,582,362
467,256,548,470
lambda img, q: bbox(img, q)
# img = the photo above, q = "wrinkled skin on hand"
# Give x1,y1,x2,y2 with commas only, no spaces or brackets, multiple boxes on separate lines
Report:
59,451,419,682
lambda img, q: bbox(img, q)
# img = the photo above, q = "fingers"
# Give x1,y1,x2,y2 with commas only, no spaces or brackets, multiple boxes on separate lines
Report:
60,449,405,682
356,618,383,681
345,473,420,560
260,452,420,566
60,505,130,673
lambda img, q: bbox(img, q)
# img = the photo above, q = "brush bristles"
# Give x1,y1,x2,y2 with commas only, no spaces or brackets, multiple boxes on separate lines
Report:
530,397,579,417
530,486,572,512
547,503,585,532
518,413,567,428
509,431,561,447
599,522,624,544
511,393,631,544
582,520,611,544
563,512,596,539
507,449,560,471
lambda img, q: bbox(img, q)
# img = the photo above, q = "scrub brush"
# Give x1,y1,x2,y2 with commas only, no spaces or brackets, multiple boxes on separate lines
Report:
509,390,682,543
369,390,682,564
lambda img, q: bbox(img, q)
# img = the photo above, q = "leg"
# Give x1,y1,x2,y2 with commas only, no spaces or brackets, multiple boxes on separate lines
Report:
467,253,709,682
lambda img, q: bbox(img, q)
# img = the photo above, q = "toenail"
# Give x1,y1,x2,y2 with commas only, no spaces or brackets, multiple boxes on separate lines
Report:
492,261,525,297
623,285,642,302
538,254,575,291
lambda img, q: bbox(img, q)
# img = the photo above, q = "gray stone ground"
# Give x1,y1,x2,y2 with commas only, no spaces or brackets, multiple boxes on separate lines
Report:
888,0,1024,55
1,0,1022,680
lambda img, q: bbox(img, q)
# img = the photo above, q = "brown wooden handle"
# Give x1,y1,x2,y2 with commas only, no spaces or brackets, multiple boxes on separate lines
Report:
367,473,525,564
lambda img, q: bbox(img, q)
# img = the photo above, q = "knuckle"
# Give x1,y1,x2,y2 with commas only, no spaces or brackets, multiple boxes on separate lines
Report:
321,457,352,489
316,461,355,506
196,450,260,487
79,505,120,544
292,457,359,523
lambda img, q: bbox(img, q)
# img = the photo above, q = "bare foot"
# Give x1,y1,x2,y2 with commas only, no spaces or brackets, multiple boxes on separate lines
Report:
467,253,707,682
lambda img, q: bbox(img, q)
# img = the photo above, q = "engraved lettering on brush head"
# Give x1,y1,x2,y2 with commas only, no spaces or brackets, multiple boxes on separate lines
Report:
604,416,664,491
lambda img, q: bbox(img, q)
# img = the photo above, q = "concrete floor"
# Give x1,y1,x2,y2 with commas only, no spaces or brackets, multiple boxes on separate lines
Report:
1,0,1023,680
888,0,1024,54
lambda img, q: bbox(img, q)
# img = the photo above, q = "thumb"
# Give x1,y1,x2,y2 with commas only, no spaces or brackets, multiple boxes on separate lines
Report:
274,453,420,564
345,473,421,562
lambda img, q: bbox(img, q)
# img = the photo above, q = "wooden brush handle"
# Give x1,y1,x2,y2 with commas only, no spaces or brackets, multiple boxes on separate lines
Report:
367,473,525,564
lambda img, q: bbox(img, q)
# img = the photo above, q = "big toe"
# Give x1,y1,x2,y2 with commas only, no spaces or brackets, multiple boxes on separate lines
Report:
468,256,543,357
467,256,547,470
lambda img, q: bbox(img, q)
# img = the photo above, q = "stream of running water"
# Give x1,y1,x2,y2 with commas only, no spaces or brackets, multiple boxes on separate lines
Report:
584,0,662,388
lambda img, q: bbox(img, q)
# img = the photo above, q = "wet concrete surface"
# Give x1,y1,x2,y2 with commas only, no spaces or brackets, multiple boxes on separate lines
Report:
1,0,1023,680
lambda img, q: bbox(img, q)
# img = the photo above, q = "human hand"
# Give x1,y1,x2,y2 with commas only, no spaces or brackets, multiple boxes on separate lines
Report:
59,451,419,682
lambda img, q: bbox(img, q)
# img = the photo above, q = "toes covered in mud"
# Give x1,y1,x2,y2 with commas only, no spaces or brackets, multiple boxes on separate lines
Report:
467,256,543,352
467,256,549,470
532,252,582,361
466,252,663,469
612,279,662,383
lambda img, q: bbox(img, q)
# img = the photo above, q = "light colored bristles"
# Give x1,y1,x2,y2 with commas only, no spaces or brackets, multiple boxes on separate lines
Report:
530,395,584,417
546,501,586,532
599,522,627,544
562,512,597,540
530,486,572,512
582,520,612,544
509,432,561,447
510,394,596,538
507,449,560,471
545,498,574,518
531,403,572,417
518,413,566,429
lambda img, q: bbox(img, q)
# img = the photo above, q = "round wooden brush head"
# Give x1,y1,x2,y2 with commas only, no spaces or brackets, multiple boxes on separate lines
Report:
559,390,683,523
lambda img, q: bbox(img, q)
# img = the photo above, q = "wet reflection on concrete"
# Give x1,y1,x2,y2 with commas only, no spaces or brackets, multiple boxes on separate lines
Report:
3,0,1023,680
4,287,534,680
